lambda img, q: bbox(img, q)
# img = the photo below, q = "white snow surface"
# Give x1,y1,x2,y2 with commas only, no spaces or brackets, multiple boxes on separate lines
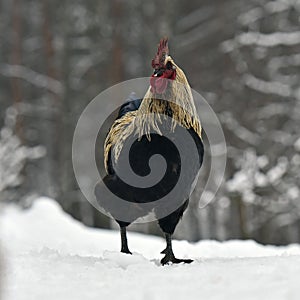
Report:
1,198,300,300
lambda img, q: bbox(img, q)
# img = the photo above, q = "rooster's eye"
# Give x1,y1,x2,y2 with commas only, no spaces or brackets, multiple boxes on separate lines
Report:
166,61,172,70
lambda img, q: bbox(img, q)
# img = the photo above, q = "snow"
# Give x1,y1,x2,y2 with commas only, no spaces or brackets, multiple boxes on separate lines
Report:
1,198,300,300
294,137,300,152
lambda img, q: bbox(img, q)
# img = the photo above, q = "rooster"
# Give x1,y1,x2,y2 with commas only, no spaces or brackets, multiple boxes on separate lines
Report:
95,38,204,264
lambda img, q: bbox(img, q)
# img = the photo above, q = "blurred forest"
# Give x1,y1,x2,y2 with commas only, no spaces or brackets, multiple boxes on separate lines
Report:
0,0,300,245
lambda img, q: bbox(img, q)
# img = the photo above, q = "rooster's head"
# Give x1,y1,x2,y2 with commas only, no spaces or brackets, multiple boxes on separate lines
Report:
150,37,176,94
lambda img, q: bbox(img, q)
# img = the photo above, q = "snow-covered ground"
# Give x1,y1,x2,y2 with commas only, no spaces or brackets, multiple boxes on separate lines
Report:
1,198,300,300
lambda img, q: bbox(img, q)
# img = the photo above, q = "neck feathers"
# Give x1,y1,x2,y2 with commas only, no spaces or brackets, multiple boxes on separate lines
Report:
135,62,202,139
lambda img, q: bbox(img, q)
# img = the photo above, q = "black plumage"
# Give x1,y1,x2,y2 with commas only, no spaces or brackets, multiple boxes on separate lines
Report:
95,95,203,264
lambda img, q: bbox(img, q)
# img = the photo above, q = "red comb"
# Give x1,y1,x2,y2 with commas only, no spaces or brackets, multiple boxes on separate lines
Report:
151,37,169,69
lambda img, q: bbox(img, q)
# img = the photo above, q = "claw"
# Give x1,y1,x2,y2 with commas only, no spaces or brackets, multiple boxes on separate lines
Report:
161,253,193,265
160,233,193,265
121,248,132,255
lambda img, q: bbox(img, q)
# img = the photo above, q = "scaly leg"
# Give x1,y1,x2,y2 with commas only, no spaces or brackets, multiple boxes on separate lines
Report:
120,226,132,254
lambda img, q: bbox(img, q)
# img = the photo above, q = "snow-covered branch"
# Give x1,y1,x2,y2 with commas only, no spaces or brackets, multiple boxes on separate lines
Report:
0,107,46,197
242,74,292,97
222,31,300,53
238,0,300,26
0,64,64,95
238,31,300,47
220,112,260,146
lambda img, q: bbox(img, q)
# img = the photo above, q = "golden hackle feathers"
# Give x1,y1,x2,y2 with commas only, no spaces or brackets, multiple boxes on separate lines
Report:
104,111,137,172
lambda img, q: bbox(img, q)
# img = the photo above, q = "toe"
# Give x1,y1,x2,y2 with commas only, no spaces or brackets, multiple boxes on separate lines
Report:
121,249,132,255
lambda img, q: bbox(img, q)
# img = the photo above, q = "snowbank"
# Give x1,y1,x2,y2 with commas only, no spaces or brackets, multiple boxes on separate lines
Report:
0,198,300,300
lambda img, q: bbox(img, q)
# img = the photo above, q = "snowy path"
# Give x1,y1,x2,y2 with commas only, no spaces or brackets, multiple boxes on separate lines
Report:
1,198,300,300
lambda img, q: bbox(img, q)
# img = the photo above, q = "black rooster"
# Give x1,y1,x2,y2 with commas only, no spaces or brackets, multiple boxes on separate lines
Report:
95,38,204,265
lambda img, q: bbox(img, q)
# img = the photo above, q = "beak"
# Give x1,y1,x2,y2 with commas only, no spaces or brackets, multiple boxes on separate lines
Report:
153,69,164,77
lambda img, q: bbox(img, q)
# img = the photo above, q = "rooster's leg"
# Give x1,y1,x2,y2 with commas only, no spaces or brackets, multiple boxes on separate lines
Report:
120,226,132,254
161,233,193,265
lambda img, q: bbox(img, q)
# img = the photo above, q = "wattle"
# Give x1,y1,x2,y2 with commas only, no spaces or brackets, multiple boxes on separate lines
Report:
150,70,176,94
150,76,168,94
